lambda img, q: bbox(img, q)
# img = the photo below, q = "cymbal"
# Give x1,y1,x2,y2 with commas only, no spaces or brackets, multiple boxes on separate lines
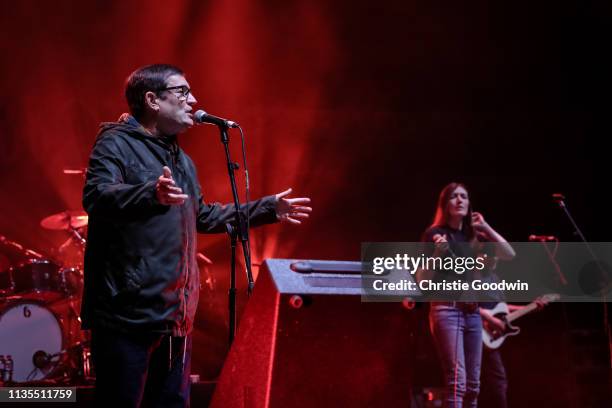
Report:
40,210,88,230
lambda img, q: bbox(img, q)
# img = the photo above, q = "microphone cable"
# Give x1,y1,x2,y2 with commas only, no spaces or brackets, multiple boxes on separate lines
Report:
237,125,250,234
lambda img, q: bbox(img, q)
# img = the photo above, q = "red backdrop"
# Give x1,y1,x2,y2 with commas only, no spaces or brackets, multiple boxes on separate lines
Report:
1,0,607,386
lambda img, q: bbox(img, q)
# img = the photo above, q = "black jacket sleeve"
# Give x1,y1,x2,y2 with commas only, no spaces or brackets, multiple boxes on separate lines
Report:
83,135,161,216
196,194,279,234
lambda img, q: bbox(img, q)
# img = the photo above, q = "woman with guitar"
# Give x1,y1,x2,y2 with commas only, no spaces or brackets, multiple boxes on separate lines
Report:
421,182,515,408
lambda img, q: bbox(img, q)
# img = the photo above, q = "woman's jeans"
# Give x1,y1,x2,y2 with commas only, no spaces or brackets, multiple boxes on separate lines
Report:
430,303,483,408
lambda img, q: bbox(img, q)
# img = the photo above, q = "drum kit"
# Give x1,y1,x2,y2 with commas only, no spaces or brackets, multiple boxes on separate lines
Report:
0,210,93,385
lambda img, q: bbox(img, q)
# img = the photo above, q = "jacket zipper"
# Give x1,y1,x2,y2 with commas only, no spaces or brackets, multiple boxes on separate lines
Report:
174,150,189,337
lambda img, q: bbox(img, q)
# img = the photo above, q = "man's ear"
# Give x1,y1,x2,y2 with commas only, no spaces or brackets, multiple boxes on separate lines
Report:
144,91,160,113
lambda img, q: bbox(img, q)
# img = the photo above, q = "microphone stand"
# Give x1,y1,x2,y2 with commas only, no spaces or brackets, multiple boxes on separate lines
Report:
554,195,612,368
217,124,254,346
226,223,237,345
534,237,567,286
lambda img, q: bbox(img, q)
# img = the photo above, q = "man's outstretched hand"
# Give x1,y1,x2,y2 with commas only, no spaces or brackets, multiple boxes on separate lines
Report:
156,166,189,206
275,188,312,225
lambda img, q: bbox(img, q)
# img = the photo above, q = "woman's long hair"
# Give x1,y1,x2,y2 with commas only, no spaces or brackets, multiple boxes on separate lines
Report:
431,182,475,241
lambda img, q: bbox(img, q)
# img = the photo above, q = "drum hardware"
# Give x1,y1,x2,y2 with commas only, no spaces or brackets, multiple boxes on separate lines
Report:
0,235,44,259
59,341,94,383
27,349,69,382
55,297,84,343
69,227,87,249
68,299,81,323
58,226,87,253
1,235,25,253
80,345,93,380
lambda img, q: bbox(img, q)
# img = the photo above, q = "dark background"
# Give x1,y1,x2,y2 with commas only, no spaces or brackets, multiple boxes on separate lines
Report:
1,1,610,406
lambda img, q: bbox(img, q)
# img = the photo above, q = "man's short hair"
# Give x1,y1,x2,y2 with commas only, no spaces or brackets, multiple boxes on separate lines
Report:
125,64,184,120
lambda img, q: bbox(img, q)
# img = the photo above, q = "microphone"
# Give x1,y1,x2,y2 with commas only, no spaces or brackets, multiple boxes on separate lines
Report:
552,193,566,207
194,110,239,128
529,235,558,242
433,234,457,257
552,193,565,202
32,350,51,369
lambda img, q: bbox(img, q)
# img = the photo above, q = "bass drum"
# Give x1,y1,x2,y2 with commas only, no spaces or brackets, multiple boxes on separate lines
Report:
0,301,63,382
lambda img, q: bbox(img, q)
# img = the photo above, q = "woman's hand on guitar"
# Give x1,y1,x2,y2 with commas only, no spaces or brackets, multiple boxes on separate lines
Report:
481,309,506,337
484,317,506,338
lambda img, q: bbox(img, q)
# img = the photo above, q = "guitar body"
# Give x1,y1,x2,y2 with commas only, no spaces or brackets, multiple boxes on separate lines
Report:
482,302,521,349
481,294,559,349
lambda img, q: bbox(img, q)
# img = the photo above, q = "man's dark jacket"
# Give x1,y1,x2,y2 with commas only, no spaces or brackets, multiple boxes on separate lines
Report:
82,115,277,336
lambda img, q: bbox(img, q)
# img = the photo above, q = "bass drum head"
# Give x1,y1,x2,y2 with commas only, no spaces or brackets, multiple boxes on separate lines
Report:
0,302,63,382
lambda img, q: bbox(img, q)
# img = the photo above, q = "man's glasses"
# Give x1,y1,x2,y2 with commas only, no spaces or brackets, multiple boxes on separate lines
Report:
158,85,191,100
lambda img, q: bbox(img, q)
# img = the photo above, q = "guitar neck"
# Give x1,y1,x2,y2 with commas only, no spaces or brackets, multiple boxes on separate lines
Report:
506,302,538,323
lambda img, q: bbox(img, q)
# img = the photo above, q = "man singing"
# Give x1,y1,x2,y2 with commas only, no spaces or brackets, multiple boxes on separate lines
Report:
81,64,311,407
